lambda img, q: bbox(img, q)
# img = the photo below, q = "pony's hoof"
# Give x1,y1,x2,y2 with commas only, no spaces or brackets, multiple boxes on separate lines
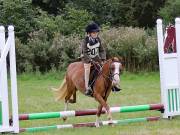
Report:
62,117,67,121
69,99,76,103
108,120,114,127
95,122,100,127
9,119,13,126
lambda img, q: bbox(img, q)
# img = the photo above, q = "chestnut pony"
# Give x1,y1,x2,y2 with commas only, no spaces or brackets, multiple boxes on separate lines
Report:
54,57,123,126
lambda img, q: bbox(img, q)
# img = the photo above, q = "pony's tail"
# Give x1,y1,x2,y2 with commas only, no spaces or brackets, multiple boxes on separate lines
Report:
52,77,67,101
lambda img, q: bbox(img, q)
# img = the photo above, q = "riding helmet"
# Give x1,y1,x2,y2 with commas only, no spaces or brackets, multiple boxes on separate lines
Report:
85,22,100,33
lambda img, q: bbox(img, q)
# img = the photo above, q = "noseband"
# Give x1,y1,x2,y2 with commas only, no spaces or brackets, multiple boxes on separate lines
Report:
109,62,121,81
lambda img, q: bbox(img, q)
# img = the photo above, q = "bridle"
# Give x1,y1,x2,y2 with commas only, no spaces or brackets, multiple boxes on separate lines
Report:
109,61,121,82
90,59,122,98
109,72,120,82
91,59,121,82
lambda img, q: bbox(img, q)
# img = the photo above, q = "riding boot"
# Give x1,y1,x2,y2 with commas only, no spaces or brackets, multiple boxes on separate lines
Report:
84,63,92,96
112,85,122,92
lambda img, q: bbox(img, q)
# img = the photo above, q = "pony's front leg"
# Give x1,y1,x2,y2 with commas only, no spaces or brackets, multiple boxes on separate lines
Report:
94,94,112,122
95,104,103,127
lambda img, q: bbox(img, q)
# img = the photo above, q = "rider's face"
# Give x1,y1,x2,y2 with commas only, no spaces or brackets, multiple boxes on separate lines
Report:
90,32,98,38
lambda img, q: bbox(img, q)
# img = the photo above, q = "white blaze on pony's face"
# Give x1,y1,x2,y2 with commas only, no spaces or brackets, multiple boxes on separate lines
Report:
111,62,122,86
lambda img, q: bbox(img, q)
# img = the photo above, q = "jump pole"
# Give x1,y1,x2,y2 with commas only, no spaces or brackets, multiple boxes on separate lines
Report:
18,104,164,121
20,116,160,132
0,26,19,133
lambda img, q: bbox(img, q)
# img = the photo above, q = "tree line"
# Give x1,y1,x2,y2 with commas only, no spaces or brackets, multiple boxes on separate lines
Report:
0,0,179,72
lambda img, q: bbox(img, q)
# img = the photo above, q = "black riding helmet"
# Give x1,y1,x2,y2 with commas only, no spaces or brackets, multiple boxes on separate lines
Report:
85,22,100,33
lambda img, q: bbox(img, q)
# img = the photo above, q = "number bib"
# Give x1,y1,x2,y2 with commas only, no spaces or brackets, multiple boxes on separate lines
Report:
87,42,100,58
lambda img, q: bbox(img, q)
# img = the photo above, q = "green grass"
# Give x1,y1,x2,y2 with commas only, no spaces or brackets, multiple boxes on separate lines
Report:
12,72,180,135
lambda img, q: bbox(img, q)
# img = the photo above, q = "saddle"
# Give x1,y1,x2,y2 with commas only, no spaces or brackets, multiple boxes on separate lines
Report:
89,63,102,90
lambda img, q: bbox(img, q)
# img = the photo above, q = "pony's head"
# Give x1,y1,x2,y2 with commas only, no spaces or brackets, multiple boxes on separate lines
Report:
110,57,123,86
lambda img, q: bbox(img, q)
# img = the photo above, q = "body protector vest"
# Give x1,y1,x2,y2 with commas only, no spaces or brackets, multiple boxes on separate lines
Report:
86,36,100,58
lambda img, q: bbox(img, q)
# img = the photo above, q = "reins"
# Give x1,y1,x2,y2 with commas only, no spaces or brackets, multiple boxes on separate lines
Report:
91,59,120,82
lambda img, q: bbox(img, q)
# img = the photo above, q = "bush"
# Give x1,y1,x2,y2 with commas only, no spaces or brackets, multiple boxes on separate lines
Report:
15,27,158,73
16,30,81,73
35,11,58,40
15,38,33,73
56,6,93,36
100,27,158,72
36,6,93,37
50,33,81,68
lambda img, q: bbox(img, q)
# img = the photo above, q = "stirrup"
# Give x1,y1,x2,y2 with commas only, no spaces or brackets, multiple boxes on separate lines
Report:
85,87,93,96
112,86,122,92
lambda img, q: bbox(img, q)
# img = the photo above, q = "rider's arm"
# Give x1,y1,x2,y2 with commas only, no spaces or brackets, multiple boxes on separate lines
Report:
81,39,91,63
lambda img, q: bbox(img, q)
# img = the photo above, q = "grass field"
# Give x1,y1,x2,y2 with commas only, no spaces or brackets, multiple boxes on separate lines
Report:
13,72,180,135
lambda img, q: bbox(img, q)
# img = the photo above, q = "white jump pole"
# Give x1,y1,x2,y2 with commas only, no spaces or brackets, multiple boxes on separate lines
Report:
0,26,10,130
0,26,19,133
9,26,19,133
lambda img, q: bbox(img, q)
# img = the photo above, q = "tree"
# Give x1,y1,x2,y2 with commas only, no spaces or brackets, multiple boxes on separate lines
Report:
131,0,166,28
32,0,68,15
73,0,132,26
159,0,180,24
73,0,165,28
0,0,38,42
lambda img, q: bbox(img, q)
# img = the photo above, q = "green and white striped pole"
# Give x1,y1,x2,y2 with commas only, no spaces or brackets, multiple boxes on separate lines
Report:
18,104,163,121
20,116,160,132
